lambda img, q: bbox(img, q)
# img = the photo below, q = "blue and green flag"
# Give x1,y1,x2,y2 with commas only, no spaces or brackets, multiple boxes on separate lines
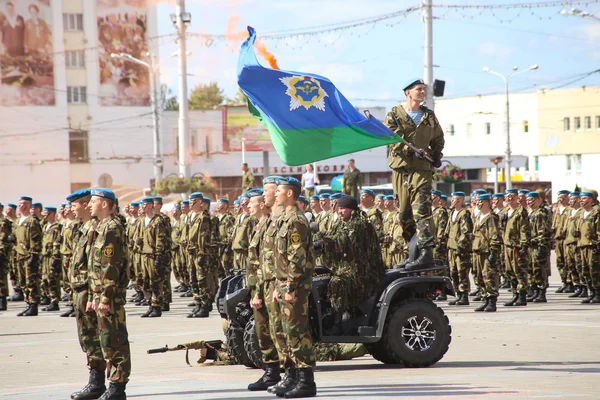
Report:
237,26,401,166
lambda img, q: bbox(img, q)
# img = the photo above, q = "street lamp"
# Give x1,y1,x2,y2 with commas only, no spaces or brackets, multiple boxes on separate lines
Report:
490,156,503,193
482,64,539,190
111,52,162,186
560,8,600,21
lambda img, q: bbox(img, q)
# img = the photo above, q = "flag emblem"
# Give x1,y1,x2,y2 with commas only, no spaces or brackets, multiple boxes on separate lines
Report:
280,75,328,112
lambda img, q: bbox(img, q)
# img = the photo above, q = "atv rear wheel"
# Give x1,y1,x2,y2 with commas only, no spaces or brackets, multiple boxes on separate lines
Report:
244,316,265,369
381,298,451,367
226,323,256,368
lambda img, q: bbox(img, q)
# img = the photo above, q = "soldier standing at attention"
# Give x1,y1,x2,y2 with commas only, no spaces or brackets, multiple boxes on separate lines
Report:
342,159,362,199
577,192,600,303
0,203,12,311
202,196,220,306
60,203,81,317
553,190,572,293
216,198,235,277
15,196,43,317
431,190,449,266
154,198,172,312
241,163,255,194
565,192,585,297
375,194,386,213
518,189,529,209
40,206,62,312
359,189,384,241
526,192,552,303
381,195,397,268
445,192,473,306
231,194,257,271
316,194,331,232
4,203,22,303
178,200,192,297
170,205,184,293
503,189,531,307
385,79,445,270
187,192,212,318
86,188,131,400
309,195,322,219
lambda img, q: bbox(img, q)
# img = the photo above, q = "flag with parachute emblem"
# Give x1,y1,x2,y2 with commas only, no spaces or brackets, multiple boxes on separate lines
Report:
237,26,402,166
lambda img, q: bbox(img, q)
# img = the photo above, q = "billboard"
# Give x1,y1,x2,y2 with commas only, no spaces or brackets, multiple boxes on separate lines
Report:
222,105,274,152
97,0,149,106
0,0,55,106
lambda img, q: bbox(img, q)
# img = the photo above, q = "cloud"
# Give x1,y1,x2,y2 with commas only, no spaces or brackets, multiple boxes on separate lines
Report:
478,41,513,60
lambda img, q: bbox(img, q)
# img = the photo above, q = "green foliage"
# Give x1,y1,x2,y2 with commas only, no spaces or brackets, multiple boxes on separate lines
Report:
160,84,179,111
225,87,248,106
189,81,225,110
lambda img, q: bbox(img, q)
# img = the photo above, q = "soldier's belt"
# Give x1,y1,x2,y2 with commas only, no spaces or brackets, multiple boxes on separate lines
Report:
72,285,89,293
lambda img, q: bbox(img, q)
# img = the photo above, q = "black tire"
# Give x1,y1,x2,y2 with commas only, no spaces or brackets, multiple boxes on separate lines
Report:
366,340,396,364
243,317,264,370
381,298,451,367
226,324,255,368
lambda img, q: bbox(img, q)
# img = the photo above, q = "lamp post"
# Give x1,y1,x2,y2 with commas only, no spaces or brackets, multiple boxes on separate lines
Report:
490,156,503,193
560,8,600,21
110,52,161,186
482,64,539,190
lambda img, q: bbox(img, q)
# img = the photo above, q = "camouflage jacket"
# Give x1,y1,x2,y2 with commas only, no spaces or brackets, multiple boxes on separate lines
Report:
141,214,169,262
565,207,584,245
0,217,12,256
389,212,406,253
231,213,257,252
445,208,473,252
529,207,552,247
577,208,600,248
217,213,235,245
60,219,82,257
187,211,212,256
472,212,501,253
552,205,570,240
432,206,449,247
365,206,384,242
70,218,98,290
343,168,362,190
41,222,62,258
242,170,254,192
14,215,42,257
503,206,531,248
259,207,285,294
247,215,270,298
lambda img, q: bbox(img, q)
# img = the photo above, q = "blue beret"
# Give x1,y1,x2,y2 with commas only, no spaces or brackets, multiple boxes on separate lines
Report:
19,196,32,202
202,197,211,204
277,177,302,188
217,198,229,204
526,192,539,198
440,195,448,200
240,193,250,199
569,192,580,197
153,197,163,203
90,188,116,201
130,202,140,207
319,194,330,199
310,195,320,201
330,193,344,200
557,190,570,195
298,196,309,205
473,189,488,195
518,189,529,194
384,195,395,201
189,192,203,200
477,194,491,201
505,189,518,194
492,193,505,198
263,175,283,185
451,191,465,197
32,202,42,208
248,188,264,195
403,78,424,91
432,190,442,197
174,205,181,210
360,189,375,198
182,200,190,205
60,203,67,208
375,193,385,199
7,203,17,208
580,191,594,198
66,189,91,203
67,201,72,206
44,206,57,212
234,199,240,205
140,197,154,203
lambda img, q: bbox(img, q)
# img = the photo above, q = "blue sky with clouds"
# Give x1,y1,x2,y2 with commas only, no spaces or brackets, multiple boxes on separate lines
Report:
155,0,600,110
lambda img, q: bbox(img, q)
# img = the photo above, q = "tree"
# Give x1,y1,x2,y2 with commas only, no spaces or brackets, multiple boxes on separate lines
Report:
188,81,225,110
160,84,179,111
226,87,248,106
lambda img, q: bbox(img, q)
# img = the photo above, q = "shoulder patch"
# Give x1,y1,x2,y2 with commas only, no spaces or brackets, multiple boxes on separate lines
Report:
291,233,301,245
103,244,114,257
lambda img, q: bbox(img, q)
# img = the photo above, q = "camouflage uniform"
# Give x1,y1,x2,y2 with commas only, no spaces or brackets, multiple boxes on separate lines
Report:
141,214,169,307
385,105,444,248
14,214,43,304
60,218,81,304
565,208,584,287
242,170,254,193
231,212,257,270
388,212,408,266
88,215,131,384
577,208,600,291
503,206,531,294
446,208,473,293
472,212,502,298
157,213,173,305
188,210,212,308
0,216,12,298
381,210,396,267
41,221,62,304
217,212,235,276
274,205,315,369
552,206,570,286
130,217,145,294
365,206,384,242
495,207,508,280
313,343,366,361
529,206,552,290
432,205,449,267
171,217,183,285
343,168,362,198
208,213,221,292
179,213,193,291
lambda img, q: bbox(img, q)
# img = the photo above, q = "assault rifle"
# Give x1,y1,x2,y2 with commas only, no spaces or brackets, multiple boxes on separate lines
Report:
148,340,228,366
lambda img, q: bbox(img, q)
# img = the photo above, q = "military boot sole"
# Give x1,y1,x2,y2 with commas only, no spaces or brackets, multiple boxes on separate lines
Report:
282,383,317,398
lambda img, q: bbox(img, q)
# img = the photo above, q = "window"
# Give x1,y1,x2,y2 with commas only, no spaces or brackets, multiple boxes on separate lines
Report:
466,123,472,138
523,120,529,133
67,86,87,104
448,124,455,136
485,122,491,135
69,131,89,163
585,116,591,131
534,155,539,171
63,13,84,31
566,155,571,171
465,169,479,180
575,117,581,132
566,154,582,172
563,117,570,131
596,116,600,130
65,51,85,68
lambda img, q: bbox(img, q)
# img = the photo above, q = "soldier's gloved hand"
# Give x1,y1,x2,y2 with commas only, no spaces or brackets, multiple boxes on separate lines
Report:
435,243,444,252
51,257,62,269
488,252,497,265
431,152,443,168
456,249,463,257
197,255,207,267
312,240,323,251
415,149,426,160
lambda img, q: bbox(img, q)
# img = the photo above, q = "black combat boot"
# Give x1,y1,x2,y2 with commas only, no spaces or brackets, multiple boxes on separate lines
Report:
62,293,70,302
268,367,297,395
40,296,51,306
187,304,200,318
564,283,575,293
533,288,547,303
43,301,60,311
513,292,527,306
590,288,600,303
448,292,463,306
473,292,483,302
60,305,75,317
23,303,39,316
191,303,210,318
405,247,434,271
474,297,489,312
500,278,510,289
161,302,170,312
527,286,539,301
469,289,480,297
555,283,567,293
17,303,31,316
248,363,281,391
0,296,6,311
140,306,154,318
97,382,126,400
71,369,106,400
148,306,162,318
283,367,317,398
173,284,182,292
187,302,196,307
579,287,589,298
569,286,583,298
7,288,24,302
503,292,519,307
581,288,595,304
484,296,498,312
456,292,470,306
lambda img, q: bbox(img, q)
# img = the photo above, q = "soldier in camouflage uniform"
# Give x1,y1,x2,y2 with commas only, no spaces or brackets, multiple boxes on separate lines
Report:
0,203,12,311
170,205,184,291
381,195,396,268
526,192,552,303
472,194,502,312
40,206,63,311
577,192,600,303
445,192,473,306
431,190,449,284
269,177,317,398
316,194,332,233
179,200,193,297
3,203,21,302
492,193,510,288
202,196,220,306
187,192,213,318
360,189,384,242
309,195,322,217
342,159,362,199
230,195,257,271
375,194,385,213
153,197,172,312
87,188,131,400
59,203,82,317
553,190,572,293
14,196,43,317
502,189,532,307
241,163,255,193
385,79,444,271
216,199,235,278
565,192,585,297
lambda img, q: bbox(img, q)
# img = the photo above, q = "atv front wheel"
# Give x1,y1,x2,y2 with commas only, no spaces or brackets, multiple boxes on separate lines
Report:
226,323,256,368
381,298,451,367
244,316,265,369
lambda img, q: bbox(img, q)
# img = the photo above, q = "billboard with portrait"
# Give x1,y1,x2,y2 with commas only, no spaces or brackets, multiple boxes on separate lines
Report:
0,0,54,106
222,105,275,152
97,0,149,106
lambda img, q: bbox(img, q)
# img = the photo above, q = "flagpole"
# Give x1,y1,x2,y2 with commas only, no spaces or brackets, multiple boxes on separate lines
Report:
423,0,434,110
241,138,246,164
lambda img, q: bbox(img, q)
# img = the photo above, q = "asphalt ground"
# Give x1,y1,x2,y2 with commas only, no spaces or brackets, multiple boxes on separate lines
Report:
1,258,598,400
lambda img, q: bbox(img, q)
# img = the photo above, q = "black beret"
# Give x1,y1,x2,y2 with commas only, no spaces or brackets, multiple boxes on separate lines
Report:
337,196,358,210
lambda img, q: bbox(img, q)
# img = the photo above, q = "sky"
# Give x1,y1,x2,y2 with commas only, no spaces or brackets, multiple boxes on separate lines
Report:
154,0,600,110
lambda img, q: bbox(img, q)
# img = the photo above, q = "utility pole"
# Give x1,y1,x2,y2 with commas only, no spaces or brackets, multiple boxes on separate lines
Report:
175,0,191,181
423,0,434,110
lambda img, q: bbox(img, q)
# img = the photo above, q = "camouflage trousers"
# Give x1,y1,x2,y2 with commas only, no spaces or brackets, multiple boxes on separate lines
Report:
564,243,582,286
253,280,280,364
0,254,8,297
17,256,41,304
41,256,61,303
233,250,248,270
529,248,549,289
73,288,105,371
178,247,190,286
344,185,359,199
266,280,289,367
389,241,408,267
579,247,600,289
555,240,568,284
141,255,164,307
313,343,366,362
504,246,529,294
171,247,183,285
327,264,353,314
278,280,315,369
61,256,72,302
220,247,233,277
162,264,173,304
392,169,433,248
132,252,144,291
186,252,200,298
473,252,499,297
195,262,216,307
447,249,471,293
429,245,448,277
94,292,131,384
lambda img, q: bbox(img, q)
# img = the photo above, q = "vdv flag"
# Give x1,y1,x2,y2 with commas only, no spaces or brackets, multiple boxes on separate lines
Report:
237,26,401,166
